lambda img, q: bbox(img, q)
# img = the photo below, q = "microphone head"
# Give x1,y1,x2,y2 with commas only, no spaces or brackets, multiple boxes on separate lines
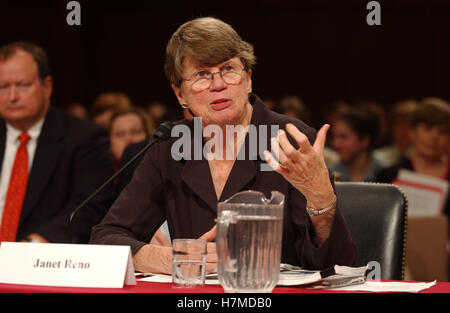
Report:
152,121,174,141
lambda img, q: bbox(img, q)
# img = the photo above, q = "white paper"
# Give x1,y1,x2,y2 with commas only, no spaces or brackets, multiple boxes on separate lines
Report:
137,268,436,293
138,274,173,283
395,169,449,217
0,242,136,288
138,264,368,287
327,280,436,293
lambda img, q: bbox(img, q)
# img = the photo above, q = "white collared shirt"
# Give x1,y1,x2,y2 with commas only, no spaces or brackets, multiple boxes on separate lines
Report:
0,118,45,227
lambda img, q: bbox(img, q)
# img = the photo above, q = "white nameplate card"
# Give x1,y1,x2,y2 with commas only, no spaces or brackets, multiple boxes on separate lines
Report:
0,242,136,288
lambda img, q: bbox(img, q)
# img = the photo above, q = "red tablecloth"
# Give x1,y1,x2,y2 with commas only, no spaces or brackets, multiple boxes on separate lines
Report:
0,280,449,293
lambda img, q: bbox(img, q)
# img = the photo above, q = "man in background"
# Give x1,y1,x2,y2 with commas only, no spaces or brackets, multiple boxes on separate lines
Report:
0,41,114,244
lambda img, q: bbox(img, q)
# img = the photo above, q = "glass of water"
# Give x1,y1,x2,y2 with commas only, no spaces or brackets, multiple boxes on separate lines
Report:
172,239,207,288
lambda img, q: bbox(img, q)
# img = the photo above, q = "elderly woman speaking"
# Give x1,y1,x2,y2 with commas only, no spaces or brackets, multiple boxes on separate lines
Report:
90,17,355,274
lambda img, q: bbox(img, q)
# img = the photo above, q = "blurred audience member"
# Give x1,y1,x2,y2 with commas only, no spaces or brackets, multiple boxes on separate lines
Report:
356,100,389,148
374,99,419,167
145,101,168,127
322,101,351,168
376,98,450,253
376,97,449,189
329,105,386,181
66,102,88,119
108,106,154,167
0,41,114,244
276,95,313,126
90,92,132,129
322,100,351,125
262,97,276,111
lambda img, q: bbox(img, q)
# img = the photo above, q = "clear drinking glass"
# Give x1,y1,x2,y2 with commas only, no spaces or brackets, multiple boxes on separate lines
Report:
172,239,207,288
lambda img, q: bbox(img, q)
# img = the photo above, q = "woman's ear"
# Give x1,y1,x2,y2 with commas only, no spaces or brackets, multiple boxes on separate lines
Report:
246,69,252,94
171,83,184,105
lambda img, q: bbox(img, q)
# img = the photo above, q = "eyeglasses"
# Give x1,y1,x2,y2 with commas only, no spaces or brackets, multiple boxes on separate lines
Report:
182,64,246,92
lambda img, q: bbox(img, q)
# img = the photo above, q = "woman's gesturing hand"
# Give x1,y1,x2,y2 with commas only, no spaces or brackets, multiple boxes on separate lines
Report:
264,123,335,208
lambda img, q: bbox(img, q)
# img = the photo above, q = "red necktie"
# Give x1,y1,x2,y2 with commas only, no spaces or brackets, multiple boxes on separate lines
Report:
0,132,30,242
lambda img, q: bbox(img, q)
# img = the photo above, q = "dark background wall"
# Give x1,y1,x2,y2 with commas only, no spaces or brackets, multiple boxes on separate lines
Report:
1,0,449,126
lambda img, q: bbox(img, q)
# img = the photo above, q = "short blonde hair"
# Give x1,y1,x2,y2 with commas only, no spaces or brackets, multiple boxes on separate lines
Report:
108,106,154,136
90,92,133,120
164,17,256,87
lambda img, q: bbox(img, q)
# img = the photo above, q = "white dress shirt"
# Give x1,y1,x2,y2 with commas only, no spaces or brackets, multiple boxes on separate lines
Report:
0,118,45,227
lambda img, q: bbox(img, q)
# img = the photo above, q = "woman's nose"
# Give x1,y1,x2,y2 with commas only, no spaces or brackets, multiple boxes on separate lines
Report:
209,72,227,90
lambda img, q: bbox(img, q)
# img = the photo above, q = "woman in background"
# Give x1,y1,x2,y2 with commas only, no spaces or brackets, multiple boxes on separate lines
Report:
108,106,154,168
376,98,450,216
330,105,386,181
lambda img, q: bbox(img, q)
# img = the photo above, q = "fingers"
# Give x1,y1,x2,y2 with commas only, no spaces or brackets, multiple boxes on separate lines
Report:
206,242,217,263
264,123,330,174
206,242,217,274
281,123,330,158
206,262,217,274
273,133,293,165
312,124,330,155
197,226,218,273
264,149,284,172
284,123,312,154
198,225,216,242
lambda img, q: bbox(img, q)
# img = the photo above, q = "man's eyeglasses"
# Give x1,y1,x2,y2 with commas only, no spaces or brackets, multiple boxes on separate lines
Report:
182,64,246,92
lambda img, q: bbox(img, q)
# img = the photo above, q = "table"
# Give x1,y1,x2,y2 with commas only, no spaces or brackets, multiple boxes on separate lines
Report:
1,280,448,312
1,280,449,293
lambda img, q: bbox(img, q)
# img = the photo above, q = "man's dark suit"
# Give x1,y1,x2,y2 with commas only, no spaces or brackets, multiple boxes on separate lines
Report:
0,106,115,243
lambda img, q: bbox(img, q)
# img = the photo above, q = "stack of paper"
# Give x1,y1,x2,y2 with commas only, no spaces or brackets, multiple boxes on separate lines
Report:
136,263,437,293
395,169,449,217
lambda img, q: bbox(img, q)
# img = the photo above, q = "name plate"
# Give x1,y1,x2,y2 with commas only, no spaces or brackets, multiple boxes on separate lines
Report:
0,242,136,288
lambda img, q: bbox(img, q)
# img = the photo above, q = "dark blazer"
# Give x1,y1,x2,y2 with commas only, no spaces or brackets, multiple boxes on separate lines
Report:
115,139,151,196
90,94,355,269
0,106,115,243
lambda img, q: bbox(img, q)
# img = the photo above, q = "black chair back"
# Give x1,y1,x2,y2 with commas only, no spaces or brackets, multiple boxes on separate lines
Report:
335,182,408,280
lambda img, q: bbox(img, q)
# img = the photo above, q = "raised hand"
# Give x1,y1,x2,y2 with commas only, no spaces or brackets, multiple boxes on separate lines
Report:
264,123,335,208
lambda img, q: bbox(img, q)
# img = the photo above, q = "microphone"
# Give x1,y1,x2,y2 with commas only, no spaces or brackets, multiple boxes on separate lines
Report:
68,121,175,224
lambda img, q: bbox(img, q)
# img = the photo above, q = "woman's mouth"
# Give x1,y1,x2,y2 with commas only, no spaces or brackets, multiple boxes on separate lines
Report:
210,98,232,111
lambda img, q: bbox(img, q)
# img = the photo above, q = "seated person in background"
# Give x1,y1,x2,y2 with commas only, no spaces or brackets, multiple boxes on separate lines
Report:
66,102,88,120
90,92,132,129
108,106,154,170
329,105,386,181
374,99,419,167
275,95,314,126
90,17,355,274
376,98,450,218
145,101,168,128
321,100,351,168
0,41,114,244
